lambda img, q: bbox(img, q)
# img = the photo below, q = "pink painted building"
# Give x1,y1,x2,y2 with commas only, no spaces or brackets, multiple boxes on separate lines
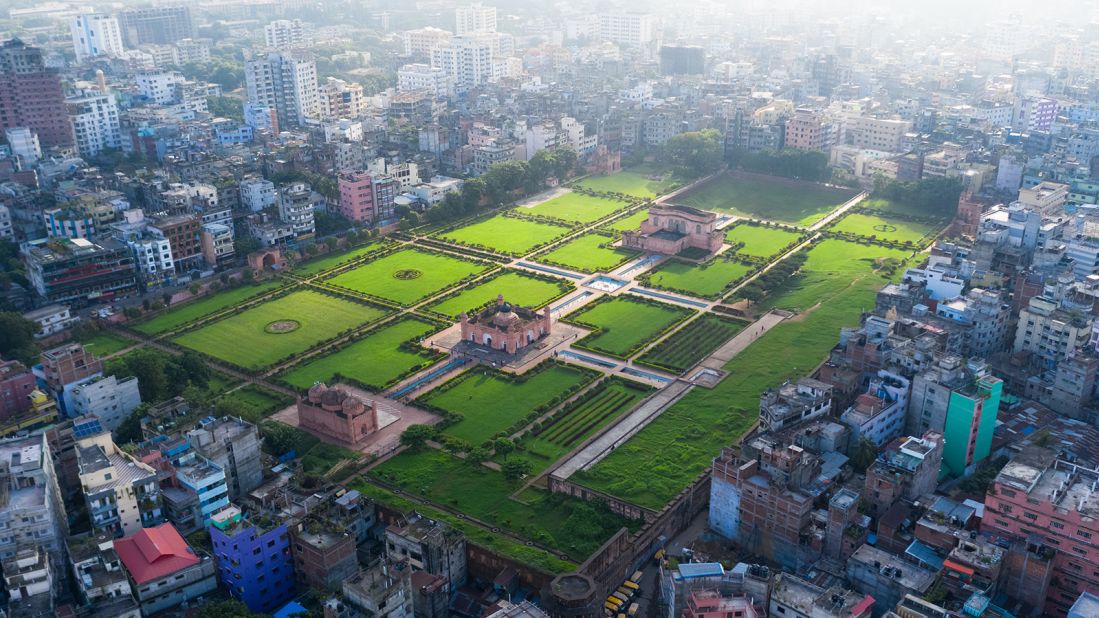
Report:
338,170,376,223
0,359,36,421
784,109,824,151
621,205,723,257
459,295,552,355
981,446,1099,617
299,383,380,447
684,591,758,618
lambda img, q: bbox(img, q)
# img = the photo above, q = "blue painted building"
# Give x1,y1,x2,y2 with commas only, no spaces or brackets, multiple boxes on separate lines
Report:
209,505,295,613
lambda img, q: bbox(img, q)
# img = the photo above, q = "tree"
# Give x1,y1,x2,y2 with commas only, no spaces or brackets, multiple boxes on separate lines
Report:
502,458,532,481
206,96,245,122
850,437,878,474
0,312,39,365
400,424,438,449
467,447,490,464
492,437,515,456
665,129,722,178
234,236,261,256
196,598,271,618
114,403,150,445
738,284,764,307
178,351,210,388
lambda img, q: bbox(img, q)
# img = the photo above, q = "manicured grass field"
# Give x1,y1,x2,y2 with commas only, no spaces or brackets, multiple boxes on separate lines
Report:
419,364,594,445
134,281,285,334
79,331,133,357
860,198,928,218
574,276,885,509
370,448,633,560
293,241,384,276
643,257,753,299
678,174,858,225
437,216,571,255
572,167,677,199
513,379,651,471
568,296,693,359
752,240,910,312
279,318,442,390
603,209,648,233
524,192,629,223
537,234,640,273
637,314,746,373
173,291,385,369
327,249,489,305
428,271,571,318
724,225,803,259
830,212,939,245
217,385,293,424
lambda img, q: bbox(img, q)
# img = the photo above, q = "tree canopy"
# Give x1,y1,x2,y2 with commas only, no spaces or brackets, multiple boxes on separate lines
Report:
665,129,723,178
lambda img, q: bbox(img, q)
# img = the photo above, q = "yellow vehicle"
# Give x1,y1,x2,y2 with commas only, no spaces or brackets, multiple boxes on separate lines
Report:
631,571,643,583
604,602,618,613
607,596,624,609
654,549,666,561
617,613,626,618
628,603,640,617
623,581,640,591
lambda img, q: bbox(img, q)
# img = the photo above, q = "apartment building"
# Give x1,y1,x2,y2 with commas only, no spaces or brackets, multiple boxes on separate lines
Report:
209,506,295,613
77,432,163,537
245,51,319,128
71,13,125,63
0,40,72,147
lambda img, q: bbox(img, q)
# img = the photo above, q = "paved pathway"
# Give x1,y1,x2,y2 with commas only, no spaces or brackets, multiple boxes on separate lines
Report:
699,310,787,370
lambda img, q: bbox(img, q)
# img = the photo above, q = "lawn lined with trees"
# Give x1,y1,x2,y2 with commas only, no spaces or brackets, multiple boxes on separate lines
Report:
173,290,385,369
134,280,285,334
278,318,442,390
679,173,858,225
572,167,677,198
326,248,489,305
567,295,693,359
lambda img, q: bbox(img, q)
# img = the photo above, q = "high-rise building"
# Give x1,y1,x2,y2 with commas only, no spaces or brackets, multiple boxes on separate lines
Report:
0,435,69,588
338,170,381,223
597,13,655,45
400,27,452,57
264,19,309,49
77,432,163,538
430,35,496,93
397,63,452,98
1013,296,1092,368
908,356,1002,477
318,77,365,120
70,14,125,63
277,182,317,237
245,51,318,128
659,45,705,75
209,506,295,613
5,127,41,164
67,91,121,157
454,3,497,35
117,6,193,46
23,237,138,304
0,40,73,147
785,109,824,151
187,417,263,501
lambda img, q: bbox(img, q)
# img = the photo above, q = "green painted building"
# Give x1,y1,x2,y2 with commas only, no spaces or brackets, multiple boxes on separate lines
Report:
941,375,1002,478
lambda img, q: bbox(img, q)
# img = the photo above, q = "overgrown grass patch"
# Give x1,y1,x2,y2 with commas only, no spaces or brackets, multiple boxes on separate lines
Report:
327,248,489,305
217,385,293,424
173,290,385,369
637,313,746,373
567,295,693,359
537,233,640,273
78,331,133,357
278,318,443,391
437,215,572,255
134,281,285,335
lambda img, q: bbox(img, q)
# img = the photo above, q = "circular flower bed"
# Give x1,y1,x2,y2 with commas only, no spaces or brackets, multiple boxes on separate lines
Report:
265,319,301,334
393,269,423,280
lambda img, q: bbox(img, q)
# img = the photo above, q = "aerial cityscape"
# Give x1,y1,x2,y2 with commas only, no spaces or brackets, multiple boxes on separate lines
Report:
0,0,1097,617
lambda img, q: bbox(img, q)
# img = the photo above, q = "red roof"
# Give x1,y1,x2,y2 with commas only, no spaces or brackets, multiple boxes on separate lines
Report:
851,594,875,616
114,523,199,584
943,559,975,576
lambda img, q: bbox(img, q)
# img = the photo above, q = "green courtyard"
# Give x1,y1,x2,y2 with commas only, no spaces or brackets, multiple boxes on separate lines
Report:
172,290,385,369
427,270,571,318
678,173,859,225
568,295,693,359
278,317,443,391
572,167,678,199
418,363,597,445
602,209,648,233
537,233,640,273
642,257,754,299
523,192,630,224
134,280,285,335
437,215,572,255
327,249,489,305
830,212,940,245
292,241,386,276
724,224,803,259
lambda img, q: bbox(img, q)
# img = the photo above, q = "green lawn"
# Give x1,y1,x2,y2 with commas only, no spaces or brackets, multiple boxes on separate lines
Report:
134,281,285,334
679,174,858,225
437,216,571,255
419,364,594,445
642,257,753,299
830,212,940,245
537,234,640,273
568,296,693,359
279,318,442,390
293,242,384,276
751,240,910,312
859,198,929,218
217,385,292,424
603,210,649,233
173,291,385,369
428,271,571,318
523,192,630,224
724,225,803,259
573,168,677,199
327,249,489,305
512,379,651,471
79,331,133,357
574,276,885,509
370,448,633,560
637,314,746,373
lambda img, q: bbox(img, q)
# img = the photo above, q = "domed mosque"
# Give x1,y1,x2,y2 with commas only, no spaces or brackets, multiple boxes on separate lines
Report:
298,383,380,446
459,295,553,355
